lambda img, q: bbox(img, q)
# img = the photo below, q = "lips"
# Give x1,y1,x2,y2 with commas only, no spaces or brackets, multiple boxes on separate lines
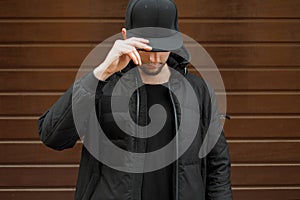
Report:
148,65,157,68
146,64,161,68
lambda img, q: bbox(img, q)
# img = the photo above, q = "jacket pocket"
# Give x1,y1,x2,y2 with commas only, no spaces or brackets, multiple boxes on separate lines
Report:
82,173,99,200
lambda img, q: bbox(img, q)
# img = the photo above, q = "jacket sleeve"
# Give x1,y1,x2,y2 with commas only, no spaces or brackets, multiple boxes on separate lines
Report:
37,71,106,151
204,84,233,200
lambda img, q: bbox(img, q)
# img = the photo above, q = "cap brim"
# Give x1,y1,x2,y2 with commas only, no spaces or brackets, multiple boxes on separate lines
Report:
127,27,191,62
127,28,182,51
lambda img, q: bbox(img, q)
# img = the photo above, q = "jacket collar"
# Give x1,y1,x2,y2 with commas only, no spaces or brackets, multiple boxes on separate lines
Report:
108,52,189,93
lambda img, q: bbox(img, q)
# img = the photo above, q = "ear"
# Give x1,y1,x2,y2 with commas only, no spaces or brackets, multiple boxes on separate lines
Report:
121,28,127,40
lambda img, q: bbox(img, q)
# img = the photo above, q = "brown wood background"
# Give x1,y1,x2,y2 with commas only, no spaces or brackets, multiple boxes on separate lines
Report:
0,0,300,199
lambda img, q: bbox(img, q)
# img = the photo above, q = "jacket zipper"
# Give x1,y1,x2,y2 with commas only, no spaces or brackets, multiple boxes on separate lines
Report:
135,78,140,149
135,77,179,200
135,77,142,200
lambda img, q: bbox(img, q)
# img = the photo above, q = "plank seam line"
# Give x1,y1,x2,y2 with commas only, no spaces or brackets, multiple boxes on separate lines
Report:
0,140,300,144
1,91,300,95
0,116,39,119
1,115,300,119
0,164,79,167
0,18,300,23
0,188,75,191
0,42,300,48
1,187,300,192
232,186,300,190
1,164,300,167
231,163,300,167
228,139,300,143
228,115,300,119
0,69,80,72
1,66,300,71
1,68,300,72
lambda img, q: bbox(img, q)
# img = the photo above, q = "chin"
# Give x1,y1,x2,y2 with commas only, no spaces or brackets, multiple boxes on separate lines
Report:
142,70,162,76
140,67,163,76
140,63,165,75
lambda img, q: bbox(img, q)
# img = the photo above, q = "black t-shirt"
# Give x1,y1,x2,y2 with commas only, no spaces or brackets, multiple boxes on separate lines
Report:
141,83,175,200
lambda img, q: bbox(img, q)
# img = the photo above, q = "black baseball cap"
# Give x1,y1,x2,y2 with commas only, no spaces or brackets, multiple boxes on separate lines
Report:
125,0,191,62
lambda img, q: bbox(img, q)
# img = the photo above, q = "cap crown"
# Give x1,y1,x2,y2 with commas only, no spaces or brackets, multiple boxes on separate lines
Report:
125,0,179,31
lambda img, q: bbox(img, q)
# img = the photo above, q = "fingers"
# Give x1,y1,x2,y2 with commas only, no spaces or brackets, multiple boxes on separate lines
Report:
122,40,148,65
124,37,152,65
128,37,149,43
132,49,142,65
128,51,139,65
126,38,152,51
113,37,152,66
123,46,140,65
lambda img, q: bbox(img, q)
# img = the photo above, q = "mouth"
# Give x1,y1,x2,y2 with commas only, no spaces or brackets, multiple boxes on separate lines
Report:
145,64,162,68
147,65,158,69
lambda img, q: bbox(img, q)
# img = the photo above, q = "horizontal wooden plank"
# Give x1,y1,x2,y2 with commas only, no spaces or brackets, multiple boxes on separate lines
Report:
0,21,121,44
216,69,300,91
0,143,81,164
0,46,92,68
1,45,299,69
0,94,60,116
0,93,299,116
231,165,300,186
233,188,300,200
1,117,299,140
0,190,74,200
204,45,300,68
0,141,299,164
176,0,300,18
1,165,299,187
226,93,300,115
0,0,126,18
0,118,39,140
224,117,300,139
0,0,299,18
0,71,75,92
0,189,299,200
0,167,78,187
229,141,300,163
1,69,299,92
1,21,300,43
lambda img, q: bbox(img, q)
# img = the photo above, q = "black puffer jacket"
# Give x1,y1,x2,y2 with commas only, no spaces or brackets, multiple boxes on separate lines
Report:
38,53,232,200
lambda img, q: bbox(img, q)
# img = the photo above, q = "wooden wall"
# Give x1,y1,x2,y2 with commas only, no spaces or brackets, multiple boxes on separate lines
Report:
0,0,299,199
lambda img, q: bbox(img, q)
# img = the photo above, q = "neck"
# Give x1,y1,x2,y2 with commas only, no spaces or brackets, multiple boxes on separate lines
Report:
138,64,171,85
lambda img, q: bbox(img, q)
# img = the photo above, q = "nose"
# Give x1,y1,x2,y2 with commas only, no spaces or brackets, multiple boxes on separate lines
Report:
149,52,160,63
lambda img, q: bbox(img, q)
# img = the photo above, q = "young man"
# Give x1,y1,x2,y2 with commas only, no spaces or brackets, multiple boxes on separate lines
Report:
38,0,232,199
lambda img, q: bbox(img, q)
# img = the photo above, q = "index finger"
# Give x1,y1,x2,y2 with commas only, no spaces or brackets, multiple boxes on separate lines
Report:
126,40,152,51
128,37,149,43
